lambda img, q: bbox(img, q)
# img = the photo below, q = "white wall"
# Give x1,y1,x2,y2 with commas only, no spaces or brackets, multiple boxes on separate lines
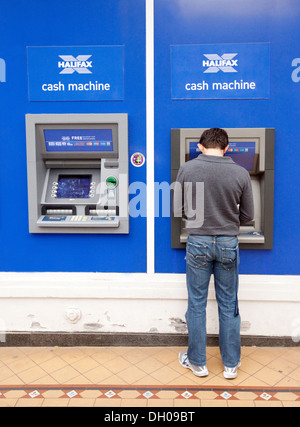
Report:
0,273,299,341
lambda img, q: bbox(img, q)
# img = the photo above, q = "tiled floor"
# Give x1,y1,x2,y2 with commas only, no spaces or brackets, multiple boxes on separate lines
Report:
0,345,299,407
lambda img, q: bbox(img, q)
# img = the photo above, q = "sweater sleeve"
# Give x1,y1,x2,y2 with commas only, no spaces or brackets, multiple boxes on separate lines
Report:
173,166,185,218
239,173,254,225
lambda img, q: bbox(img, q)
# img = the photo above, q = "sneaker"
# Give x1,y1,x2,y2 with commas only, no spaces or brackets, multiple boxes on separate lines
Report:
178,350,208,377
223,361,241,379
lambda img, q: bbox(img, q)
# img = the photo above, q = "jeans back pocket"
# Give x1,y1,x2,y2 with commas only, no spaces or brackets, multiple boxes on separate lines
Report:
221,246,238,271
186,242,207,268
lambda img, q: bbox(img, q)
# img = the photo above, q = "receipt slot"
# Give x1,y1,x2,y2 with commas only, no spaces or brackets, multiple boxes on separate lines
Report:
26,113,129,234
171,128,275,249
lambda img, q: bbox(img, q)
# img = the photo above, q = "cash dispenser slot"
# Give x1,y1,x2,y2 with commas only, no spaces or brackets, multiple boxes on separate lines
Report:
243,220,255,227
85,205,119,216
42,205,76,215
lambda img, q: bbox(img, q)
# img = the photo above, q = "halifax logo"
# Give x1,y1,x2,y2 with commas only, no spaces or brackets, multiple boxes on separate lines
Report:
58,55,92,74
203,53,238,73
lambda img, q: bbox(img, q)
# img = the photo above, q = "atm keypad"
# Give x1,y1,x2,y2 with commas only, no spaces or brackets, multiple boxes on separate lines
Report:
70,216,89,222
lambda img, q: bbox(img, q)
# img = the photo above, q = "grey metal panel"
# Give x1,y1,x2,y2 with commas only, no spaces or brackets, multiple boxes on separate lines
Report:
170,168,185,249
265,128,275,170
171,129,181,171
261,169,274,250
171,130,186,249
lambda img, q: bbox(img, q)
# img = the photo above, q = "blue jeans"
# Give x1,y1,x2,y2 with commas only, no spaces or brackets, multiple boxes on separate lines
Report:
185,235,241,368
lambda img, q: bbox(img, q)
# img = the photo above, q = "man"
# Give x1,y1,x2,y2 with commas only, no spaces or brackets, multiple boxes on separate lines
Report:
174,127,254,379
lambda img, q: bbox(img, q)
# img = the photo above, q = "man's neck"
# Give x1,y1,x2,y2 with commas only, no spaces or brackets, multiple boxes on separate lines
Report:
202,148,225,157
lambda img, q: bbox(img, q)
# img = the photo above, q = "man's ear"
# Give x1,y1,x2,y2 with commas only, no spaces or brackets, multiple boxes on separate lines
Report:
224,144,229,154
197,143,205,153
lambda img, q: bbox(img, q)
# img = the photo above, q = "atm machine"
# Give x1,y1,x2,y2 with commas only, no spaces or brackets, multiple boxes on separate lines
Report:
171,128,275,249
26,113,129,234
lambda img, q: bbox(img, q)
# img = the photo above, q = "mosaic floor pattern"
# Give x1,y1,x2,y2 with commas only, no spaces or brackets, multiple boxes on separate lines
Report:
0,345,299,407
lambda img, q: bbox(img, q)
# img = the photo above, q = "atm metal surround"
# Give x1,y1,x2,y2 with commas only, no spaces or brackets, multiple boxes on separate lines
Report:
26,113,128,234
171,128,275,250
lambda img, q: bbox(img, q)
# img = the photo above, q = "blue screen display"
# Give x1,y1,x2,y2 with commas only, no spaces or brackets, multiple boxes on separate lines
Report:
226,141,256,171
44,129,113,152
188,141,256,171
188,141,201,160
56,175,91,199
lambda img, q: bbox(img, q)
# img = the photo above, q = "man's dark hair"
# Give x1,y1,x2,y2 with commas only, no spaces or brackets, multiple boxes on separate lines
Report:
199,128,229,150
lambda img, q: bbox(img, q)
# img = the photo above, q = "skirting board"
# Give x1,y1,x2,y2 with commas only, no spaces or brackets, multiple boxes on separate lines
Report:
0,273,299,342
0,332,297,348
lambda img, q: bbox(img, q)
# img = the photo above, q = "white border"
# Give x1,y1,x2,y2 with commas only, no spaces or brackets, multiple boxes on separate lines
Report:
146,0,155,274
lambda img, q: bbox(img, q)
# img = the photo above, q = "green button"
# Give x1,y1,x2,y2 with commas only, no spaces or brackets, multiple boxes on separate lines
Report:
106,176,118,188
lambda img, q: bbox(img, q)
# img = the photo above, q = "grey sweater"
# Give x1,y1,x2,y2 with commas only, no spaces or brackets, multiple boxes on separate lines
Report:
174,154,254,236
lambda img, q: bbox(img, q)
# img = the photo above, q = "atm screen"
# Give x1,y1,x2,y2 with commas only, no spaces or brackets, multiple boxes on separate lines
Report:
56,175,92,198
188,141,201,161
44,129,113,152
188,140,256,171
226,141,256,171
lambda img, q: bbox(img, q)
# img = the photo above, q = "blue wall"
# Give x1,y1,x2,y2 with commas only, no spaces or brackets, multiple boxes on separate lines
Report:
0,0,299,275
154,0,300,274
0,0,146,272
